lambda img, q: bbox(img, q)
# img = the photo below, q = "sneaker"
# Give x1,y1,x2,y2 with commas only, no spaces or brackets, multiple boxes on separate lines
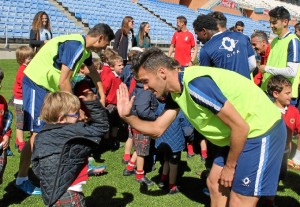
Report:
187,152,195,158
6,147,13,156
88,165,106,176
158,180,168,189
137,176,154,186
202,187,210,196
169,186,180,195
16,180,41,195
121,159,129,164
123,169,135,176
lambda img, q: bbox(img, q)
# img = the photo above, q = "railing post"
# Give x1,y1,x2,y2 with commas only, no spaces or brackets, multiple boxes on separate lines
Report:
4,24,8,49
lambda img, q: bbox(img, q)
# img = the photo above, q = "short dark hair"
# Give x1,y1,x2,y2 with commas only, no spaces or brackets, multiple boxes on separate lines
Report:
295,22,300,30
131,47,180,78
88,23,115,41
235,21,244,27
193,15,218,32
177,16,187,25
269,6,290,21
267,75,292,96
208,11,227,28
251,30,268,42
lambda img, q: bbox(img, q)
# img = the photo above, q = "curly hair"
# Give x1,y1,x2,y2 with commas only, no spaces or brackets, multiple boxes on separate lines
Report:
32,11,51,32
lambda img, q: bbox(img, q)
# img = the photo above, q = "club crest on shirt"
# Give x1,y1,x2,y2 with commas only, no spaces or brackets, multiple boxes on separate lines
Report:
185,36,189,41
290,118,295,124
220,37,239,52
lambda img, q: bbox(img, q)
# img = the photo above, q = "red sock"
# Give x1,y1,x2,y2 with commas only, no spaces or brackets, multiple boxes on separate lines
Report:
187,143,194,154
123,153,131,161
126,161,135,171
201,150,207,158
136,170,144,180
169,183,176,190
160,174,168,181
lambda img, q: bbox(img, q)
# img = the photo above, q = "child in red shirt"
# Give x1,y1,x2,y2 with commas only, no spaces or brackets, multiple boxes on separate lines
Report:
0,69,13,184
100,54,124,149
267,75,300,176
13,46,33,152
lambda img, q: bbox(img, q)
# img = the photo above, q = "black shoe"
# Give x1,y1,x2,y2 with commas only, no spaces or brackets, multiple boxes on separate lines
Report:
169,186,180,195
122,159,129,164
123,169,135,176
137,176,154,186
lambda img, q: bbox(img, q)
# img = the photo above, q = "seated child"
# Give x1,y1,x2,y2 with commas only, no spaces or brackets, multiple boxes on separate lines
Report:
0,69,12,184
31,91,109,206
155,97,194,194
13,46,33,152
123,79,158,186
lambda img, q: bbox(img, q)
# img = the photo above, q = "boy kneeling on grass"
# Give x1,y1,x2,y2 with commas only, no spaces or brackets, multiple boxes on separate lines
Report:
32,90,109,207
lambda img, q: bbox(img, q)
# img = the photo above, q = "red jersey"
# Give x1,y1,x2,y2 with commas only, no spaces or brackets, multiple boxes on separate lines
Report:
0,95,12,142
13,64,27,102
100,66,122,105
282,105,300,139
171,30,196,66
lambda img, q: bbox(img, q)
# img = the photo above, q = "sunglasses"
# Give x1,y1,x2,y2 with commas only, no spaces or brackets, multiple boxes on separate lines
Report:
64,113,80,118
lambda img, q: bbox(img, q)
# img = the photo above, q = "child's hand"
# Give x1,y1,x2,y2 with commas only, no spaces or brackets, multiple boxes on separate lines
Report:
1,135,10,150
79,89,97,102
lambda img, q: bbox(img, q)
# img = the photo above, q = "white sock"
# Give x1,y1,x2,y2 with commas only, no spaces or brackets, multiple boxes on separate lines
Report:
16,177,28,185
292,149,300,165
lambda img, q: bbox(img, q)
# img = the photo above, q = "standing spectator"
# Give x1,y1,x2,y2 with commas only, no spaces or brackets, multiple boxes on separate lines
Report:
100,54,124,150
113,16,136,65
168,16,198,70
208,11,227,32
230,21,245,33
117,47,286,207
260,6,300,100
29,11,52,55
193,15,256,79
155,100,194,194
13,46,33,152
295,22,300,38
123,80,158,186
135,22,151,49
251,30,271,86
15,23,114,195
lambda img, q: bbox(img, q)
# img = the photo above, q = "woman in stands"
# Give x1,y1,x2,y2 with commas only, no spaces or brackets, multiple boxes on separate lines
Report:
29,11,52,55
113,16,136,65
135,22,151,50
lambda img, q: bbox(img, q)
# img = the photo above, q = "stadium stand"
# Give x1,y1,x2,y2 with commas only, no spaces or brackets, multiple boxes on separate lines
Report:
0,0,299,46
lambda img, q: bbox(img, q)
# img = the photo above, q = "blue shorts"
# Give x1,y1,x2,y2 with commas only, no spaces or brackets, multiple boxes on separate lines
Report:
214,119,286,196
23,76,48,132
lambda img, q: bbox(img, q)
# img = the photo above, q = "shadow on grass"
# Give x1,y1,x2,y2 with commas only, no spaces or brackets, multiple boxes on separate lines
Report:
0,180,30,207
275,195,300,207
85,185,134,207
281,170,300,194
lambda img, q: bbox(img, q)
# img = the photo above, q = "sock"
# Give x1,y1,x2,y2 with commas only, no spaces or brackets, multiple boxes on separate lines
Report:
16,177,28,185
160,174,168,181
136,170,144,180
169,183,176,190
126,161,135,171
187,143,194,154
293,149,300,165
201,150,208,159
123,153,131,161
